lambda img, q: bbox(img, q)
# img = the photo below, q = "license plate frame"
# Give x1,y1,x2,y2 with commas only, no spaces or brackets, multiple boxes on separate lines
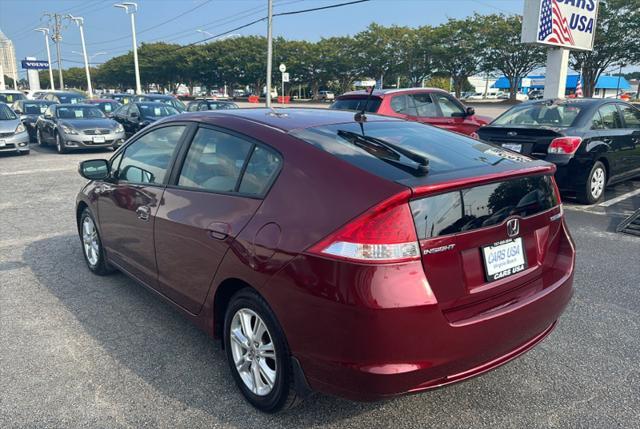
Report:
502,143,522,152
92,136,106,143
481,237,527,282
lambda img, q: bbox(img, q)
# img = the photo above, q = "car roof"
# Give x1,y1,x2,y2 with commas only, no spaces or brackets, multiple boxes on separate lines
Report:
521,98,630,107
339,87,448,98
176,108,403,132
56,103,96,108
87,98,116,102
140,94,173,98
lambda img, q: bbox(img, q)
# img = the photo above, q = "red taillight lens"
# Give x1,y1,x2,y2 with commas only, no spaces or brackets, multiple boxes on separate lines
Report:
308,192,420,263
548,137,582,154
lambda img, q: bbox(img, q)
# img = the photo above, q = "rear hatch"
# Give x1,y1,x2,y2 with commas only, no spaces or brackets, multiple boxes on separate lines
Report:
409,172,563,324
477,126,562,157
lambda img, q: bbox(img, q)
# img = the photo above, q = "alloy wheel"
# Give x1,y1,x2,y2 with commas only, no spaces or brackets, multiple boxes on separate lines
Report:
590,167,605,200
229,308,277,396
82,216,100,266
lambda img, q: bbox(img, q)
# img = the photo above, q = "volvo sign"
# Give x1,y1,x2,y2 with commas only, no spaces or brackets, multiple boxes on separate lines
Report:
21,60,50,70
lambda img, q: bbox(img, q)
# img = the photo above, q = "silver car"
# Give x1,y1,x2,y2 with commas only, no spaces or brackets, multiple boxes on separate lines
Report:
0,102,30,155
35,104,126,154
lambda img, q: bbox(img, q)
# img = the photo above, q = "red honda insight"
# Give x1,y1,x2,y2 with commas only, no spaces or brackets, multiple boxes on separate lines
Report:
76,108,575,413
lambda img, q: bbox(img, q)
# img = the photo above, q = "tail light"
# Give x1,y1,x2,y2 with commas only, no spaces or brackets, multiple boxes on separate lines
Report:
307,191,420,263
548,137,582,154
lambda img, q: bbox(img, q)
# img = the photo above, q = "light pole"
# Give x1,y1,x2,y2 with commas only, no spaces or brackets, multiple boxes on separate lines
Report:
34,28,55,90
114,2,141,94
266,0,273,107
66,15,93,98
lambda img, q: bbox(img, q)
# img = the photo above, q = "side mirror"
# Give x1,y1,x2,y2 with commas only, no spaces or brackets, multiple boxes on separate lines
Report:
79,159,109,181
465,106,475,116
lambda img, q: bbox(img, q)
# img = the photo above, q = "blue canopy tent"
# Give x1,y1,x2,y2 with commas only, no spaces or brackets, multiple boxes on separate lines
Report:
492,74,630,95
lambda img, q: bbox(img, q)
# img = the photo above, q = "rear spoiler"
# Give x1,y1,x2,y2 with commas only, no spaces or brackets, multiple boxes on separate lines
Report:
411,164,557,198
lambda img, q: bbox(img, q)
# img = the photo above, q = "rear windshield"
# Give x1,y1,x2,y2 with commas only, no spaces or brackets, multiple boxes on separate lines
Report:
291,121,531,181
24,103,51,114
410,175,558,239
493,103,583,127
330,98,382,113
58,94,85,104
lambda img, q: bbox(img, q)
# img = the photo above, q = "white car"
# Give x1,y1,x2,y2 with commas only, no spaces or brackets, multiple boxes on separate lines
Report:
317,90,335,101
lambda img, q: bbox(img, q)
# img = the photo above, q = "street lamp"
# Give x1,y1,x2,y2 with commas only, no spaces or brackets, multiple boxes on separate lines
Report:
34,27,55,90
72,51,107,63
66,15,93,98
114,2,141,94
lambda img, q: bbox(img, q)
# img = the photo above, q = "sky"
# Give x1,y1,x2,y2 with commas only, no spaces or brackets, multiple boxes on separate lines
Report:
1,0,636,80
1,0,525,79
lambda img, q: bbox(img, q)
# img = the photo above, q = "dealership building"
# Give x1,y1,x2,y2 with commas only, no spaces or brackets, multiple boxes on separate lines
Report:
492,74,632,97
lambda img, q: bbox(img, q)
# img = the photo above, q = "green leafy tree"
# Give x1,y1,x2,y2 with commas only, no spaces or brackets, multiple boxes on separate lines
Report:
479,14,545,100
432,18,482,98
570,0,640,97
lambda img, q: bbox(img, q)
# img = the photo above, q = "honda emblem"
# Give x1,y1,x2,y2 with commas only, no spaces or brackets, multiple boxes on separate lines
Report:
507,218,520,238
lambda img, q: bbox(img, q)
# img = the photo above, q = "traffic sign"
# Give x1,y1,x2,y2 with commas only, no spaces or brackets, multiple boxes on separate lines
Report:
279,63,286,73
282,72,290,83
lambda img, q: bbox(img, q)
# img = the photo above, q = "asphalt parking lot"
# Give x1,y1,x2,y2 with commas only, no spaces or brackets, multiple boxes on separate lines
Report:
1,143,639,428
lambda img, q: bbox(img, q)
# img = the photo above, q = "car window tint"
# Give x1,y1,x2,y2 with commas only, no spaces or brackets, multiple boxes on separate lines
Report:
178,128,252,193
410,93,438,117
591,111,605,129
329,98,382,112
390,95,416,116
199,103,209,111
118,125,185,184
433,94,465,117
620,105,640,129
598,104,623,129
239,145,282,196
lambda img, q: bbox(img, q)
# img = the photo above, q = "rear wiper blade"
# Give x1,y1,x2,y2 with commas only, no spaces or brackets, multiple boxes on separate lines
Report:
337,130,429,176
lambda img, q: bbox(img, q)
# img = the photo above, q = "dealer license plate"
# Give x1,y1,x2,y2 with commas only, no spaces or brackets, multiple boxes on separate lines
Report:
502,143,522,152
481,238,527,282
92,136,106,143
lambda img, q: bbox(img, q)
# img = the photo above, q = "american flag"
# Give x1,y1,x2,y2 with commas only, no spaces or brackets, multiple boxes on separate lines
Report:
538,0,575,46
575,76,583,97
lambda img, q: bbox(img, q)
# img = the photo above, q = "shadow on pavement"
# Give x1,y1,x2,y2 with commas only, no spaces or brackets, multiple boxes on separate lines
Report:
22,234,385,425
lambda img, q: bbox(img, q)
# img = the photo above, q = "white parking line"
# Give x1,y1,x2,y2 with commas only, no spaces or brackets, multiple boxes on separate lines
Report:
0,167,75,176
599,188,640,207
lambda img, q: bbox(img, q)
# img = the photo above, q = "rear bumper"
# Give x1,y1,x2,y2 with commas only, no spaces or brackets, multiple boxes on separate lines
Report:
543,155,593,194
266,220,575,402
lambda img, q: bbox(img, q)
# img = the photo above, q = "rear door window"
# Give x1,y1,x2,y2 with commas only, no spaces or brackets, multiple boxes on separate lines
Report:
238,145,282,196
390,95,417,116
177,128,253,193
597,104,623,129
410,175,559,239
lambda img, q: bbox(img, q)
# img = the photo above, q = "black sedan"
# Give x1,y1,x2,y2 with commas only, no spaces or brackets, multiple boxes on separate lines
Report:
186,100,239,112
477,98,640,204
11,99,57,141
111,102,180,138
133,94,186,112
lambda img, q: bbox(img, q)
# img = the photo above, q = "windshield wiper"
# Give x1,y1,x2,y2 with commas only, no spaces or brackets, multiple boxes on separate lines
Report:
337,130,429,176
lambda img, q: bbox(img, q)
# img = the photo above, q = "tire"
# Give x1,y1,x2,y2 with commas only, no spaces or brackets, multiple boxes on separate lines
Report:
55,132,67,154
36,128,45,146
224,289,301,413
577,161,607,205
79,208,114,276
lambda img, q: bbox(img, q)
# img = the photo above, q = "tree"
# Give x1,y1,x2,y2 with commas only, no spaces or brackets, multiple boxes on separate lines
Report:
432,18,482,98
570,0,640,97
479,14,545,100
354,23,408,87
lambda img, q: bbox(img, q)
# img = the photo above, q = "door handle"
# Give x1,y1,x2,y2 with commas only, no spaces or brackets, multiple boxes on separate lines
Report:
136,205,151,221
207,222,231,240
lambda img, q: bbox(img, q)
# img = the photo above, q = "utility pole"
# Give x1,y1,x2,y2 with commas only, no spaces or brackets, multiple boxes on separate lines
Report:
43,13,65,89
34,28,55,90
266,0,273,107
67,15,93,98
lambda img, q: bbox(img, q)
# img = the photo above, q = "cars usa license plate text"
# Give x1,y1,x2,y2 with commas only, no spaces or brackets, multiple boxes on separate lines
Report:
502,143,522,152
482,237,526,281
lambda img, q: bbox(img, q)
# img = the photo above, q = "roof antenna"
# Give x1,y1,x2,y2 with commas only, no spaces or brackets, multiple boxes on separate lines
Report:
354,83,376,124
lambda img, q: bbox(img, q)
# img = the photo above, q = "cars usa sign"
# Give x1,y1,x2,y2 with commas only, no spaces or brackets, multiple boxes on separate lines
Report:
521,0,599,51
